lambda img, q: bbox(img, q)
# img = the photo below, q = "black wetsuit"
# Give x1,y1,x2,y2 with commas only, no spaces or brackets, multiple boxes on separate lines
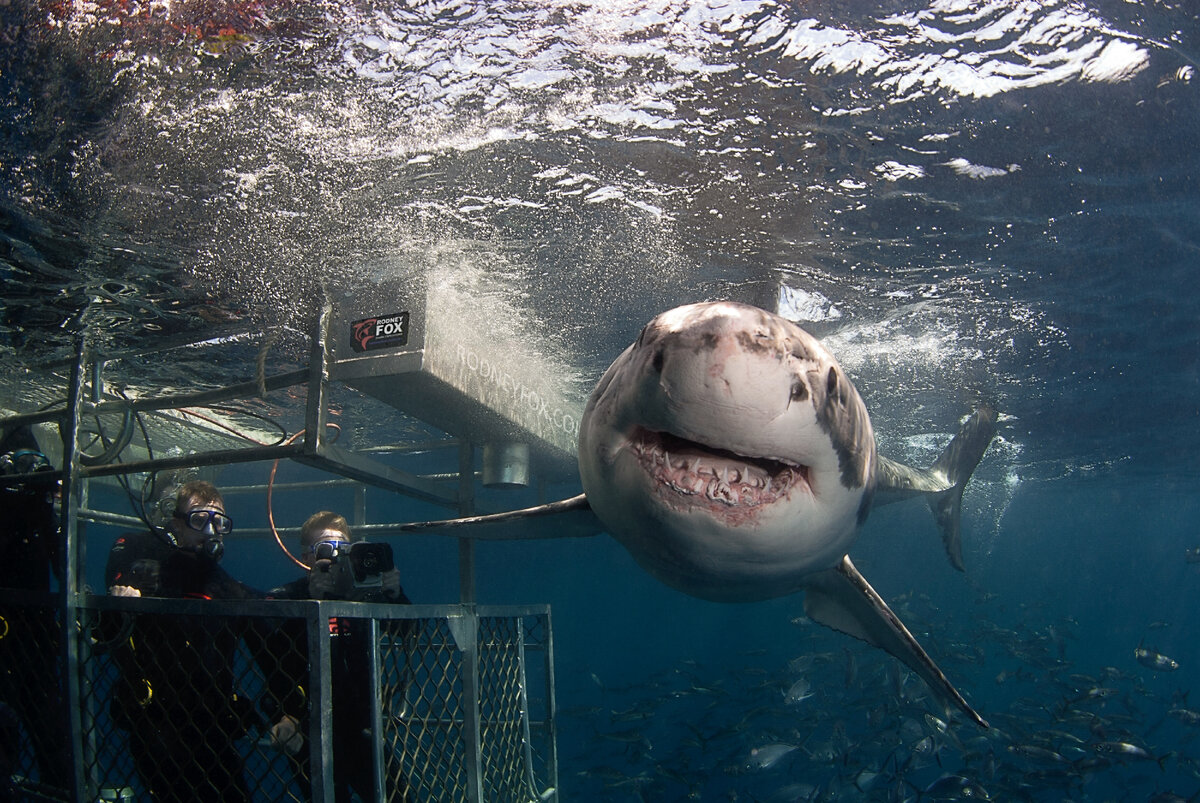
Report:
104,530,262,803
0,469,68,797
0,480,59,590
266,575,412,803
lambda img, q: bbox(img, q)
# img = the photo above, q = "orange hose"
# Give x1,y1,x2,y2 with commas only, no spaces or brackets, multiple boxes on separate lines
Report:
268,424,342,571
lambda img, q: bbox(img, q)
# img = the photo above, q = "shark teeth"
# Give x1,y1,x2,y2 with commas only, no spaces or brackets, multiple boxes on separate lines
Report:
631,428,807,508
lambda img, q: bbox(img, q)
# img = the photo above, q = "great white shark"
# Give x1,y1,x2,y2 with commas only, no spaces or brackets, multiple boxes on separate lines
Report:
401,301,997,727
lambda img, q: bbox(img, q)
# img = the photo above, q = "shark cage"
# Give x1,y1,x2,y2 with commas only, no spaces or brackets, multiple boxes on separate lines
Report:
0,284,588,802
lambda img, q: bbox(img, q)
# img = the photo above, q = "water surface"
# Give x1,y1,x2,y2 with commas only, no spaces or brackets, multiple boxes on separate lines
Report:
4,1,1200,799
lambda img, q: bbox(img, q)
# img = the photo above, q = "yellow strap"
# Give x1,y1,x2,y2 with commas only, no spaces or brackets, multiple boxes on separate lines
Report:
0,615,8,640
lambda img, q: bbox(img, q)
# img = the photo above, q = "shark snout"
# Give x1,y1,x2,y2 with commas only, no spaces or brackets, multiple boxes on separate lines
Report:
651,339,806,422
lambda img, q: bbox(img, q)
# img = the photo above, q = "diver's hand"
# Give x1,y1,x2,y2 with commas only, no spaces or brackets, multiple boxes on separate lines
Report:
269,715,304,756
382,568,403,599
308,562,338,599
109,585,142,597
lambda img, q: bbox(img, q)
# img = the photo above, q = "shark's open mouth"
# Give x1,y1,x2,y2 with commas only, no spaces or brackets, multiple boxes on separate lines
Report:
631,428,808,509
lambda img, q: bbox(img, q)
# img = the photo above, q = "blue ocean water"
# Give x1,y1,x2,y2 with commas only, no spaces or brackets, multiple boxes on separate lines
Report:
4,0,1200,800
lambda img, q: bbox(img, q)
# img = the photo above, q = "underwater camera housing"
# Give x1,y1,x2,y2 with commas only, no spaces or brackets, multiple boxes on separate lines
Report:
346,541,393,587
320,541,395,601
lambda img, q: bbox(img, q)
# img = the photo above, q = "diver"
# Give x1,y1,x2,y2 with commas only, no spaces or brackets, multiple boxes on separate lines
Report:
0,424,70,796
263,511,413,803
105,480,262,803
0,425,60,590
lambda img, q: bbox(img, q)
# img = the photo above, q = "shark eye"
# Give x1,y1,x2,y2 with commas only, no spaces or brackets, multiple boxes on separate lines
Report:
652,348,665,374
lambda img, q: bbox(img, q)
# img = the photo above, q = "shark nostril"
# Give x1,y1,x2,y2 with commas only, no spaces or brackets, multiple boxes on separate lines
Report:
826,367,840,401
790,381,808,403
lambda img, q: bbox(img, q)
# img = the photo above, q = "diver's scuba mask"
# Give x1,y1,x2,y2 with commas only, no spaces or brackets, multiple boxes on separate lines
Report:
0,449,50,475
174,507,232,562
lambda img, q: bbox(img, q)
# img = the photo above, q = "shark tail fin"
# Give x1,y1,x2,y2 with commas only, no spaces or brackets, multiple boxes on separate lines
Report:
928,407,998,571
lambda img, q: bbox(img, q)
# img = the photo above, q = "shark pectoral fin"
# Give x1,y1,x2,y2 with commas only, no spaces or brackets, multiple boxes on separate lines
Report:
803,556,988,729
396,494,603,540
929,406,998,571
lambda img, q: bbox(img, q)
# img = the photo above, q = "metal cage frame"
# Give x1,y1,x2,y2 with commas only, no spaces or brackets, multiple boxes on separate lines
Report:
0,305,563,801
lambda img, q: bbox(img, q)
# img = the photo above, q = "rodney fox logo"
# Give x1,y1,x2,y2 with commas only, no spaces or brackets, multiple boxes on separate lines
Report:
350,312,410,352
